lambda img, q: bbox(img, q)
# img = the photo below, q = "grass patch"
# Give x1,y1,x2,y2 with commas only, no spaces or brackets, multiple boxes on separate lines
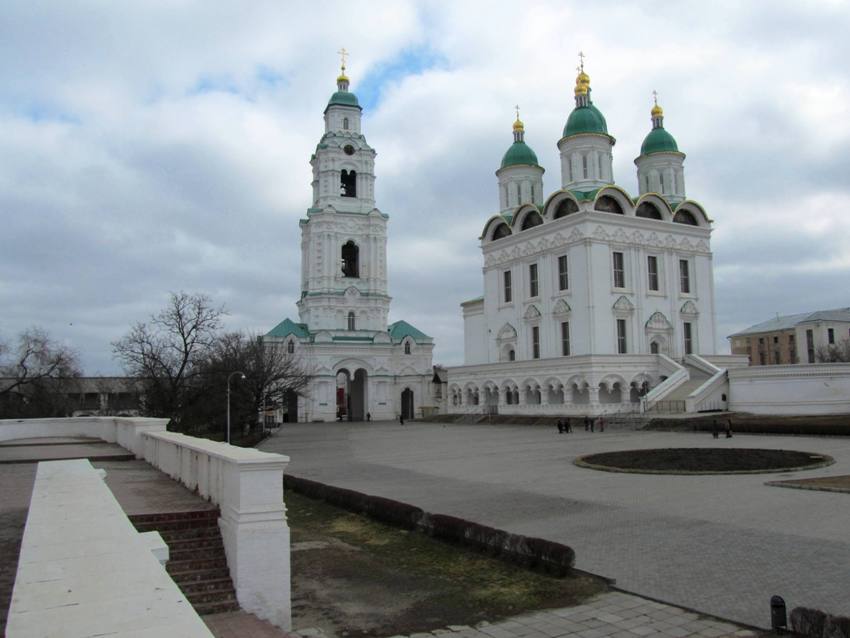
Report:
288,490,606,637
577,448,833,474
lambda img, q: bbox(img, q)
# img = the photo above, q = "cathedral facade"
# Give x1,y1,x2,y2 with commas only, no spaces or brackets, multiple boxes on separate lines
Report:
447,63,722,415
265,63,435,423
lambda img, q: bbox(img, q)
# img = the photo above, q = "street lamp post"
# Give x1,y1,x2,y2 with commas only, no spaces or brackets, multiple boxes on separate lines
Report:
227,371,246,444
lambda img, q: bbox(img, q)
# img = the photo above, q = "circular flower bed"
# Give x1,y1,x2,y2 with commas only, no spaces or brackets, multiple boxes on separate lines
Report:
575,448,834,475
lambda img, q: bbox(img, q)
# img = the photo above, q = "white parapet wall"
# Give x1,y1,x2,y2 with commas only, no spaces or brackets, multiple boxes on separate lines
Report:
729,363,850,415
7,459,212,637
0,416,168,457
141,430,292,631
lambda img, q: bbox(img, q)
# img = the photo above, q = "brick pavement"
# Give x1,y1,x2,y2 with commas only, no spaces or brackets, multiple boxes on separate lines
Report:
290,592,758,638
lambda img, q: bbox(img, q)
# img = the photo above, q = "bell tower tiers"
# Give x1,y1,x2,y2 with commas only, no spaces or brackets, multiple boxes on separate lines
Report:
297,55,391,333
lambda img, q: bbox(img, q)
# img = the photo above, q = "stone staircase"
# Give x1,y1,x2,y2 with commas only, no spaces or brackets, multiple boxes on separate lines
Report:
647,363,713,414
129,509,240,616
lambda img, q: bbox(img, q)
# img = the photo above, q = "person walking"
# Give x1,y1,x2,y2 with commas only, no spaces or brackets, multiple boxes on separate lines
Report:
725,418,733,438
584,415,590,432
598,416,605,432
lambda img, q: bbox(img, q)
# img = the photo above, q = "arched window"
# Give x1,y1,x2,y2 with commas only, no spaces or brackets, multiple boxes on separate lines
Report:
492,223,511,240
341,169,357,197
404,341,411,355
341,241,359,277
582,154,588,179
287,340,295,354
673,210,699,225
521,211,543,230
343,117,349,130
636,202,663,220
660,173,665,192
595,195,624,215
508,349,515,361
554,198,579,219
347,312,356,331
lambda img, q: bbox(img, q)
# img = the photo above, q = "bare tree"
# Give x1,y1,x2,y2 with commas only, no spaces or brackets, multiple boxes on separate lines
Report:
112,291,225,422
189,332,311,434
815,338,850,363
0,327,81,417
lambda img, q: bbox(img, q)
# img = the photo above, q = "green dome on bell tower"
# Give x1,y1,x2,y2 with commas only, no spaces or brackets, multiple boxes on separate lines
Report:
501,113,540,168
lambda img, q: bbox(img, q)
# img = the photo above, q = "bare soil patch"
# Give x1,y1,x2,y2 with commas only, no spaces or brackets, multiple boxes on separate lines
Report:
288,490,606,638
576,448,833,474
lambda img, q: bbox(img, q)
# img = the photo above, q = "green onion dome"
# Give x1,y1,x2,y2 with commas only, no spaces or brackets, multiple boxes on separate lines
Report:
501,140,539,168
640,124,678,154
563,103,609,137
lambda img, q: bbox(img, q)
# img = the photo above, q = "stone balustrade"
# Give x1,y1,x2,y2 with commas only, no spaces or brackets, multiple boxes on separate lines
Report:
7,459,212,637
140,430,292,630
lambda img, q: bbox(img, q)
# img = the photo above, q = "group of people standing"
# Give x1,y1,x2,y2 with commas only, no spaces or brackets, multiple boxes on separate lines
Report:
556,415,604,434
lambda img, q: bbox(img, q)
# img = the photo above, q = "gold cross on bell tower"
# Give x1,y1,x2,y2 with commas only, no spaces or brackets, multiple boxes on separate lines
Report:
578,50,585,71
515,104,520,120
652,89,659,105
338,47,348,72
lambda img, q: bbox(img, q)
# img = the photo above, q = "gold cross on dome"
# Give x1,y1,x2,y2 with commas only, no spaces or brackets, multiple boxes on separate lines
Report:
515,104,520,120
338,47,348,71
578,50,585,71
652,89,659,105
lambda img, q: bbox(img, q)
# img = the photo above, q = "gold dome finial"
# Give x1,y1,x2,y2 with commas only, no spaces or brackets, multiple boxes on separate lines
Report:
574,51,590,95
651,90,663,117
337,47,349,82
513,104,524,131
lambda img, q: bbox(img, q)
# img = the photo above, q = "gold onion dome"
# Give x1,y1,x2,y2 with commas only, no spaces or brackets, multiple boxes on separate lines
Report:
513,117,524,131
337,71,349,83
651,103,663,117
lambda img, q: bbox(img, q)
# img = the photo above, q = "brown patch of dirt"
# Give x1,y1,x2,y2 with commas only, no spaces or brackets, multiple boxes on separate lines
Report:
288,491,606,638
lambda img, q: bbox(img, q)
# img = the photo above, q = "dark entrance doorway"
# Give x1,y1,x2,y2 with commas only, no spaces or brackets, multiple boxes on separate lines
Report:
283,390,298,423
337,368,368,421
401,388,414,420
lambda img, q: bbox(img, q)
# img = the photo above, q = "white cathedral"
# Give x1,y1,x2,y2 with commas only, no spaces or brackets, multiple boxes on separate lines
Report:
265,62,435,423
445,61,727,415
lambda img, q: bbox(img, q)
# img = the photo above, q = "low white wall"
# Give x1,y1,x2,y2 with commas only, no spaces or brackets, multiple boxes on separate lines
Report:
7,459,211,637
141,431,292,631
729,363,850,414
0,416,168,457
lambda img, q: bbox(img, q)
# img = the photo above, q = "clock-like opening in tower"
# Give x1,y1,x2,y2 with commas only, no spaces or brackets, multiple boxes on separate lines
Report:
341,241,359,277
341,169,357,197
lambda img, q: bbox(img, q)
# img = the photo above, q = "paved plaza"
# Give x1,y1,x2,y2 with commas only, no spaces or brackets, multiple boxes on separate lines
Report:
261,422,850,629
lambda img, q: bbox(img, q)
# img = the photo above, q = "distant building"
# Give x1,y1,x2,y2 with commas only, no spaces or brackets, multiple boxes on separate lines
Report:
0,376,143,418
728,308,850,365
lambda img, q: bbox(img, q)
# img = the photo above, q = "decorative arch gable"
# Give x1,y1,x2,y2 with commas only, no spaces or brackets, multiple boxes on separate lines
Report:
497,323,517,341
613,295,635,313
645,311,672,331
523,304,542,321
680,300,699,316
552,299,572,316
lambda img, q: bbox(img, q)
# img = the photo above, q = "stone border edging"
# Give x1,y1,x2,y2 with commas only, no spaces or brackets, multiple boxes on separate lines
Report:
574,448,835,475
283,474,579,577
765,480,850,494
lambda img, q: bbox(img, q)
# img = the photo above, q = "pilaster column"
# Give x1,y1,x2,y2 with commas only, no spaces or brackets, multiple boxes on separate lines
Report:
588,384,600,405
540,385,549,406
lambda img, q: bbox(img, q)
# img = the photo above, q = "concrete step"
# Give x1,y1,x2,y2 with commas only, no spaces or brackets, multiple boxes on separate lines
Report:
166,536,224,552
130,510,218,526
159,526,221,542
167,557,229,574
180,578,235,595
186,587,238,606
170,546,227,562
192,597,241,615
133,518,218,533
169,567,231,584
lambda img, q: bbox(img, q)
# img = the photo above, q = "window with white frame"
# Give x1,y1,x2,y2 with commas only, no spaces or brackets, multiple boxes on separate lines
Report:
503,270,512,303
287,340,295,354
557,255,569,291
613,252,625,288
404,340,411,355
529,263,539,298
347,311,355,331
679,259,690,294
617,319,627,354
683,322,693,355
561,321,570,356
647,255,659,291
532,325,540,359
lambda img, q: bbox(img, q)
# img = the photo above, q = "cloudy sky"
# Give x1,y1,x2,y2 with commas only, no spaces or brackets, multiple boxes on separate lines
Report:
2,1,850,374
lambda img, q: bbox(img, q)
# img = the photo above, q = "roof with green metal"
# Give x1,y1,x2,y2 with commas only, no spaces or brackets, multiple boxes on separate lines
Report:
500,141,539,168
388,320,431,344
266,318,310,339
569,188,602,202
327,90,361,109
563,103,608,137
640,126,679,155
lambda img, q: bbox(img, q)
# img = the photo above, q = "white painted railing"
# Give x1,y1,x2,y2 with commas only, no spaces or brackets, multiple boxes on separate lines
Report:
0,416,168,457
684,355,729,413
140,430,292,630
7,459,211,637
641,354,688,413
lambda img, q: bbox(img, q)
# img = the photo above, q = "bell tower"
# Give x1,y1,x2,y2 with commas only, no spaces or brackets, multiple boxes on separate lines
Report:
297,53,391,333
